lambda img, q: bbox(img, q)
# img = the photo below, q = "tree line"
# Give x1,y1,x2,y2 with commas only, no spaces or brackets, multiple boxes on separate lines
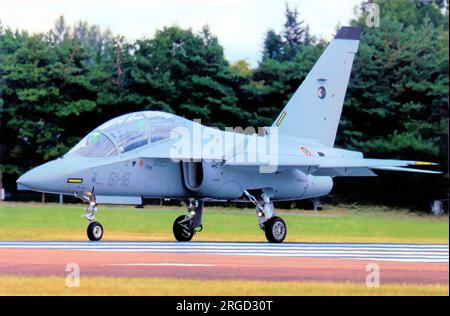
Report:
0,0,448,208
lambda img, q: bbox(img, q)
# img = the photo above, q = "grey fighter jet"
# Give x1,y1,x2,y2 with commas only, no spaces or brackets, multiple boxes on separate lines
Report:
16,27,440,243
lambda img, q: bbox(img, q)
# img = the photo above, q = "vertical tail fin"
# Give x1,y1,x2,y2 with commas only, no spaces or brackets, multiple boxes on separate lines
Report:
273,26,362,147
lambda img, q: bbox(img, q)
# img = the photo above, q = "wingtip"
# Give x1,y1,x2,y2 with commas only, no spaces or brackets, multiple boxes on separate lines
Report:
415,161,439,166
334,26,362,41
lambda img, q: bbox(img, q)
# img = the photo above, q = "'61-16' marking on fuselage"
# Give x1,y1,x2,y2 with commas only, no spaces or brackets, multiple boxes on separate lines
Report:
107,172,131,187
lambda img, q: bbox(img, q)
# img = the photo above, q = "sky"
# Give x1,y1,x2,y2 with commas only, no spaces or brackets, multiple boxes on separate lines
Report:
0,0,363,66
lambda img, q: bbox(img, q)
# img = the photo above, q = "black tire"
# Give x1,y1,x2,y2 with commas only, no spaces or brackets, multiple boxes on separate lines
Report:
173,215,194,242
264,216,287,243
87,221,103,241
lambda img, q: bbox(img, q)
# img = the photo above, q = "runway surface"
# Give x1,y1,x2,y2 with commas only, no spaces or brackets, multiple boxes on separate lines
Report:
0,241,448,283
0,241,448,262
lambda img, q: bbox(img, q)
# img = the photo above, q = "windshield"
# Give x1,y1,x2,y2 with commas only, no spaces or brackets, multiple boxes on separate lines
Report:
69,132,117,157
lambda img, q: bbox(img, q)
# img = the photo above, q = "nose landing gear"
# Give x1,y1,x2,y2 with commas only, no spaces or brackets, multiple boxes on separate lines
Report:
173,199,204,242
79,192,103,241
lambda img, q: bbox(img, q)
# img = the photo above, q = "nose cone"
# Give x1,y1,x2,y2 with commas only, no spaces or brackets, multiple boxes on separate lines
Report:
17,159,69,193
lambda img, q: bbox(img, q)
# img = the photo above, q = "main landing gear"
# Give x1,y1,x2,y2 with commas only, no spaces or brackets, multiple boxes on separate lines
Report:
81,193,103,241
173,199,204,242
244,190,287,243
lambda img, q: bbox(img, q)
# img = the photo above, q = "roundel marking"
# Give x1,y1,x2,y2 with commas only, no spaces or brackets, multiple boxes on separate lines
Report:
318,86,327,99
300,146,312,156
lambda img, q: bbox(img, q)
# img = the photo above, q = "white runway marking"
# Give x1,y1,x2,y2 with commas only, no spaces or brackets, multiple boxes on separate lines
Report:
107,263,216,267
0,241,447,263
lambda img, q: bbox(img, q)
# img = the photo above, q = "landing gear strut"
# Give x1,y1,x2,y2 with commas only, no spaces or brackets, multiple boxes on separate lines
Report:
244,190,287,243
79,192,103,241
173,199,204,242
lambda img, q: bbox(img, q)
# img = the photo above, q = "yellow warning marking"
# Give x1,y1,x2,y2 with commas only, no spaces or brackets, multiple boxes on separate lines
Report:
67,178,83,184
276,112,287,126
415,161,433,166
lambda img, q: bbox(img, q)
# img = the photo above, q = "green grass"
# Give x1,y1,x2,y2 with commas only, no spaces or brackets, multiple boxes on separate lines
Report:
0,202,448,243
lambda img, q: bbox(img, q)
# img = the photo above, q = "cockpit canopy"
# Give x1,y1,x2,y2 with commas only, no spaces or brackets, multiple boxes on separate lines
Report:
69,111,188,157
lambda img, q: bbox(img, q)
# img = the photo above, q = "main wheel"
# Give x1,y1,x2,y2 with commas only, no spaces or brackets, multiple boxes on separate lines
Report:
264,216,287,243
87,221,103,241
173,215,194,242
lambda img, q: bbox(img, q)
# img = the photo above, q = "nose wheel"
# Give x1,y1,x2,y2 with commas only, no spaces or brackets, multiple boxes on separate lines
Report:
77,191,104,241
87,221,103,241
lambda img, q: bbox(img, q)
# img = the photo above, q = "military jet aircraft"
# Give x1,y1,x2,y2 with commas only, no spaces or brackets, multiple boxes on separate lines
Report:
17,27,440,243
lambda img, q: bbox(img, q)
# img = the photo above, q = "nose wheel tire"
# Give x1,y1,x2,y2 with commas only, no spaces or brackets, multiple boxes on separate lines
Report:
173,215,194,242
264,216,287,243
87,221,103,241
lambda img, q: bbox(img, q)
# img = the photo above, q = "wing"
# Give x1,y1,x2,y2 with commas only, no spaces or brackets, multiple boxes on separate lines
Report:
225,155,441,176
134,131,440,176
